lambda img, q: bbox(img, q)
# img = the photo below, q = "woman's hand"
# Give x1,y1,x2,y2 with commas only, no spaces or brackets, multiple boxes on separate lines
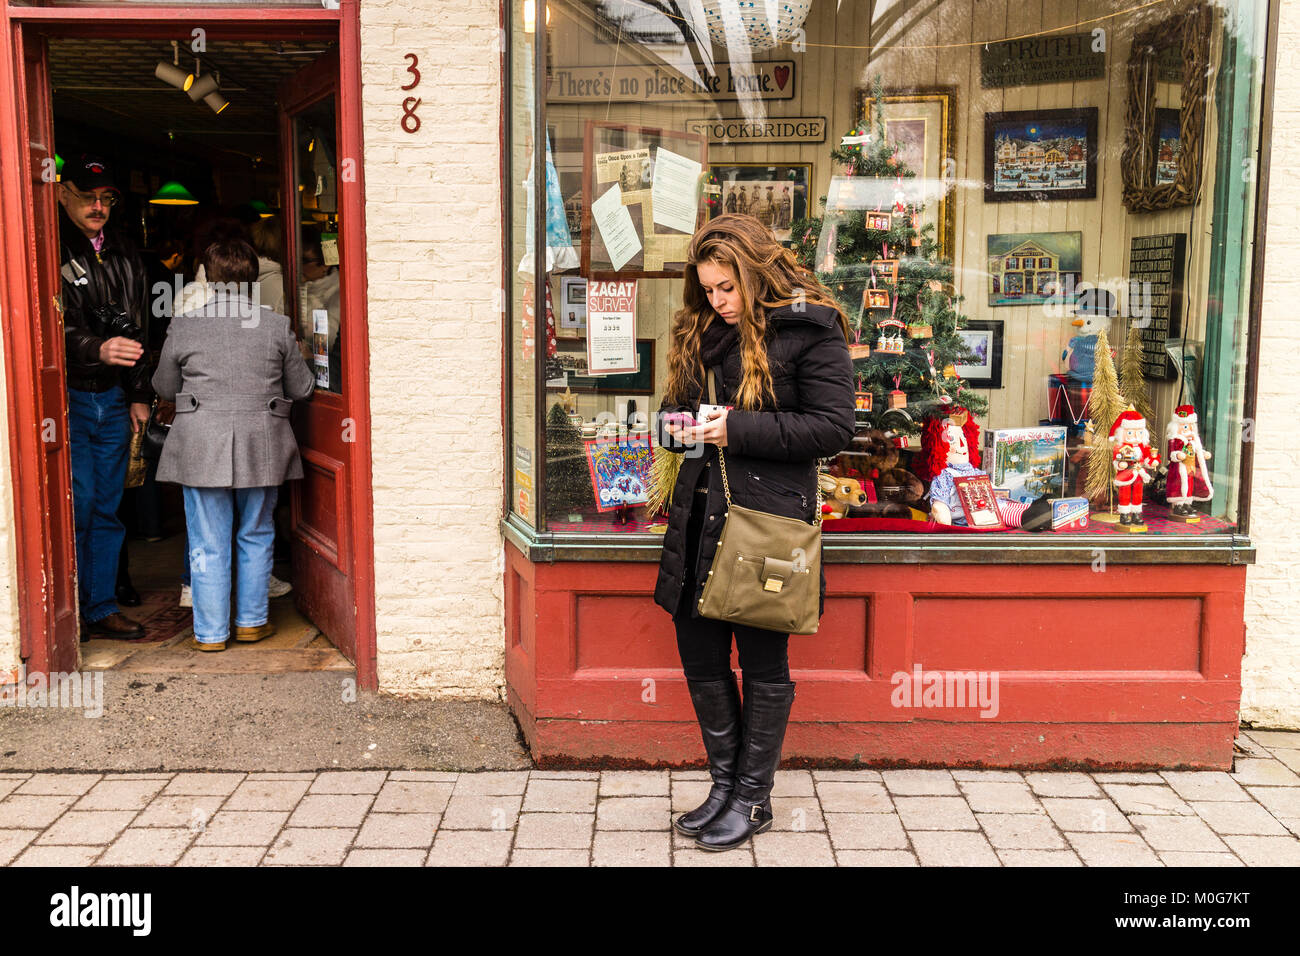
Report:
685,408,729,448
663,421,696,446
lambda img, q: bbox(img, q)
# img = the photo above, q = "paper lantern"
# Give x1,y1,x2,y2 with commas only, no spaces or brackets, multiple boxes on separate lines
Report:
702,0,814,52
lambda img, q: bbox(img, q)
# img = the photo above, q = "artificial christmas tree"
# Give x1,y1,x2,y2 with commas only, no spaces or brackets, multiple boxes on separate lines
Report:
545,402,595,520
1119,323,1155,433
1083,327,1124,518
790,79,986,437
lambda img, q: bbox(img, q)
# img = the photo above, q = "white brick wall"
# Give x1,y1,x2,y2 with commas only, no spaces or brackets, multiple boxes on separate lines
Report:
1242,1,1300,729
0,326,21,678
360,0,506,699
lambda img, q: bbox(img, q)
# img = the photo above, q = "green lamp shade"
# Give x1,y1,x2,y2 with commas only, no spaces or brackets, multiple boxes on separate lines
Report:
55,153,64,178
249,199,273,218
149,180,199,206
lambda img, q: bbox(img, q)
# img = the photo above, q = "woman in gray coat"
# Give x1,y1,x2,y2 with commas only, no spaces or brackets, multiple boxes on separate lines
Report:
152,238,315,651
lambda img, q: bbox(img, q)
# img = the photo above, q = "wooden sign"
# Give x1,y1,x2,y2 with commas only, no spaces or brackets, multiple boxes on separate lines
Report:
551,62,795,103
685,116,825,145
980,32,1104,88
1127,233,1187,380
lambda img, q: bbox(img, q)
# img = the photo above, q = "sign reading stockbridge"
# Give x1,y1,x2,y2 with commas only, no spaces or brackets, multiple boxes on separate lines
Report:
980,32,1104,88
549,62,796,102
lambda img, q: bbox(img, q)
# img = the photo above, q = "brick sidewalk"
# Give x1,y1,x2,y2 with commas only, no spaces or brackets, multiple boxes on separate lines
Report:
2,729,1298,867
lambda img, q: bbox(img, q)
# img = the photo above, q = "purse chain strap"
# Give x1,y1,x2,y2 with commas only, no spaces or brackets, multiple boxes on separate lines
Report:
707,367,823,525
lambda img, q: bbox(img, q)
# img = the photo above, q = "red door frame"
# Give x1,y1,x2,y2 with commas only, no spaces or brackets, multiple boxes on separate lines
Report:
0,0,378,690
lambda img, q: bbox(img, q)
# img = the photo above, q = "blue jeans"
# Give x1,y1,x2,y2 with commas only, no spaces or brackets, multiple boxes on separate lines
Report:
67,386,130,622
182,485,278,643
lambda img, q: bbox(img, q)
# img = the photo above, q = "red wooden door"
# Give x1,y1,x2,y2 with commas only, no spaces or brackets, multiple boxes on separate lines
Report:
279,53,356,662
10,26,78,673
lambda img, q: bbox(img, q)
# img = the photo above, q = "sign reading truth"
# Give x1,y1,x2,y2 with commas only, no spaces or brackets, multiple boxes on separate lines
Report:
980,32,1104,88
549,62,795,102
1127,233,1187,380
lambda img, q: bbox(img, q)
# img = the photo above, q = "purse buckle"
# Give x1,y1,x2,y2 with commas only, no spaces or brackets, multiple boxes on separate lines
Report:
764,576,784,593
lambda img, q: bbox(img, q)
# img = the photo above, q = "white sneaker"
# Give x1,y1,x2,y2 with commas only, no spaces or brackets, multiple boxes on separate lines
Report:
179,584,192,608
268,574,292,599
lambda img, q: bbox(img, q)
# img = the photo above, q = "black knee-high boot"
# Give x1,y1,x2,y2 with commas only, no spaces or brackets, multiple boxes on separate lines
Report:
673,674,743,836
695,679,796,851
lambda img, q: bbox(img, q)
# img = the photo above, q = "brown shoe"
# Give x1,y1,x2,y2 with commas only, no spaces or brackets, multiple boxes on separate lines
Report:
82,612,144,639
190,637,226,652
233,623,276,643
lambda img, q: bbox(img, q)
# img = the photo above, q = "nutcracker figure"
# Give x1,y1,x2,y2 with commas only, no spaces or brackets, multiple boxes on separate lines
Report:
1109,406,1161,527
1165,403,1214,519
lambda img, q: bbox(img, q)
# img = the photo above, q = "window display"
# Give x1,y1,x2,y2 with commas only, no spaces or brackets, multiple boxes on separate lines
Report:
509,0,1266,542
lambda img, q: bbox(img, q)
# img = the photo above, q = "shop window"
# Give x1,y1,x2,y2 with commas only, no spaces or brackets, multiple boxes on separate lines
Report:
507,0,1269,543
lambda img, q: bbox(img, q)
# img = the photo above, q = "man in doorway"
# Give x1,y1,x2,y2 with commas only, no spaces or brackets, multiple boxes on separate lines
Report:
58,154,153,639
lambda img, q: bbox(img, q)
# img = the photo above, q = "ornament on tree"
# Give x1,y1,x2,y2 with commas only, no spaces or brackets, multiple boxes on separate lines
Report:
1109,405,1161,529
1164,404,1213,520
875,298,906,355
866,211,892,231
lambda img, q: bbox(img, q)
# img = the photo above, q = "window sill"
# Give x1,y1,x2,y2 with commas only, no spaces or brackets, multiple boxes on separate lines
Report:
501,514,1255,566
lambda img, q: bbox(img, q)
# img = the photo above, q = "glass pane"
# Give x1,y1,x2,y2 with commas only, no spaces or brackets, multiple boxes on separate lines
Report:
519,0,1267,537
508,0,540,528
293,96,341,395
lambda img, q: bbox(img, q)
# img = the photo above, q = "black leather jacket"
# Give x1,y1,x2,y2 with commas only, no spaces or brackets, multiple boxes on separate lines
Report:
59,206,153,403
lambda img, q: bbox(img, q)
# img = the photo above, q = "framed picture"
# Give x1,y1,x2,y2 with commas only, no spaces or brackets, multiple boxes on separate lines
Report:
954,319,1004,389
552,338,655,394
985,107,1099,202
987,231,1082,307
558,276,587,338
583,121,707,279
857,88,956,259
709,163,811,244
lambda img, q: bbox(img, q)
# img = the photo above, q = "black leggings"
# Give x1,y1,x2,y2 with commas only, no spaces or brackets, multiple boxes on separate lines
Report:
673,492,791,685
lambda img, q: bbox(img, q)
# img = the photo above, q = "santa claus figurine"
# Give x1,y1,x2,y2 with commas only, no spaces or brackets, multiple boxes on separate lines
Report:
1165,403,1213,519
1110,405,1161,527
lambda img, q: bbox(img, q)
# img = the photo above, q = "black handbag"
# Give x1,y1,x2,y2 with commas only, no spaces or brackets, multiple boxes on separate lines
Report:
140,403,170,460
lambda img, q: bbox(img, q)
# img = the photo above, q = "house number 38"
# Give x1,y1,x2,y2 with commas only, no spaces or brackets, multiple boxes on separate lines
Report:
400,53,421,134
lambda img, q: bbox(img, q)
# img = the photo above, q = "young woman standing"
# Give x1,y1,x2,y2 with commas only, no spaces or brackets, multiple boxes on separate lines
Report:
654,214,856,851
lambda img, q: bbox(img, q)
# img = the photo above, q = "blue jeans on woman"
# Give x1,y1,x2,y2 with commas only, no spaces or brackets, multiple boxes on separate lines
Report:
67,386,131,622
182,485,277,644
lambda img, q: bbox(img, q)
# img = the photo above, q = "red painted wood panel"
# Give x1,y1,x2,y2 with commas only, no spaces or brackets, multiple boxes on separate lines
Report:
913,597,1203,671
504,542,1247,768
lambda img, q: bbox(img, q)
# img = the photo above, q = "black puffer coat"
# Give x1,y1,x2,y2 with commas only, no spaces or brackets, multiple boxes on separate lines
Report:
653,303,856,621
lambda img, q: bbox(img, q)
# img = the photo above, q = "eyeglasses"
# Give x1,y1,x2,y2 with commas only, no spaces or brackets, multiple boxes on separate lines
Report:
62,184,119,209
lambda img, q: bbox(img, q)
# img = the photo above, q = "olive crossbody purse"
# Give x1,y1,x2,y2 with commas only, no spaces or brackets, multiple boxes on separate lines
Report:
695,369,824,635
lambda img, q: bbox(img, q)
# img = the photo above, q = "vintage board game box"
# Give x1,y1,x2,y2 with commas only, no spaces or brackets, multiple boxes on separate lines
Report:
983,425,1067,503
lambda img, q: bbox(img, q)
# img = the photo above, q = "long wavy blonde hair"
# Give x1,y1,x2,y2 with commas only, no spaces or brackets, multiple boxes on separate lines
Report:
665,213,850,410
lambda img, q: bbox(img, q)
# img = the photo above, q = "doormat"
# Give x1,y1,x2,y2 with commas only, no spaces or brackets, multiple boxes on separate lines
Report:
120,590,193,644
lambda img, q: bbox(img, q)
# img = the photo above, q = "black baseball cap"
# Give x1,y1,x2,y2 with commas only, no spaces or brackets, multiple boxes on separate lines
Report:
64,154,117,192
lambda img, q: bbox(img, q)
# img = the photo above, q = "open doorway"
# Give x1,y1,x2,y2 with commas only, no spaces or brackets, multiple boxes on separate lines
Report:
35,34,356,675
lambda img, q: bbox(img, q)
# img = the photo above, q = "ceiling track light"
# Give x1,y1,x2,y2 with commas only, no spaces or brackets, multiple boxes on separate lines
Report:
154,39,194,91
188,65,219,102
203,91,230,115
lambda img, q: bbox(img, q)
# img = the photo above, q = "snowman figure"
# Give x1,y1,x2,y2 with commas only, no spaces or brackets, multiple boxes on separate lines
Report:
1062,287,1116,386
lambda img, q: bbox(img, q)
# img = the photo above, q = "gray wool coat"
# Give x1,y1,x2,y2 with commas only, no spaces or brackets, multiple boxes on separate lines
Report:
152,291,316,488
